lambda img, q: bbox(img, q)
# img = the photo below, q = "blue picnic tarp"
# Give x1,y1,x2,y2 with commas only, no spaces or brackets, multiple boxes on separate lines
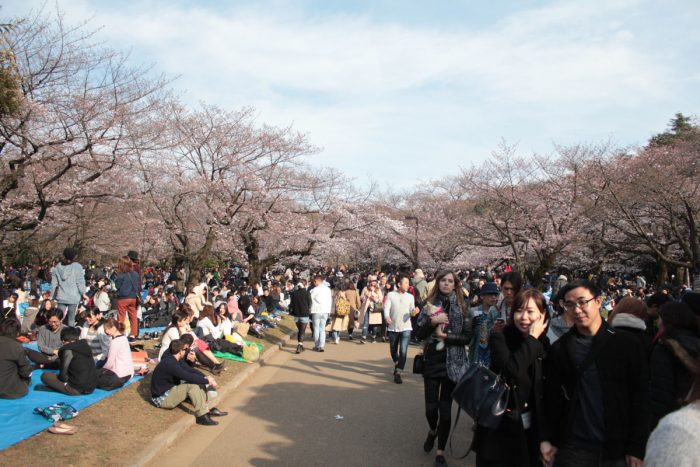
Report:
0,369,142,451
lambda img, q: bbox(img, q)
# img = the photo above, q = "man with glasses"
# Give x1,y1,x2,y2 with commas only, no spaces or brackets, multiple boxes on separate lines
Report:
26,309,64,369
540,280,649,467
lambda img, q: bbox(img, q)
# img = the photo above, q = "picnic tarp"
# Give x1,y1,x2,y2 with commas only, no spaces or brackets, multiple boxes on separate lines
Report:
0,369,142,451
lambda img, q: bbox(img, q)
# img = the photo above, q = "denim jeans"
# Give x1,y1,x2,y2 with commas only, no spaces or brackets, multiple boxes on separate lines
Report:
362,312,378,339
388,330,411,371
311,314,328,349
58,303,79,327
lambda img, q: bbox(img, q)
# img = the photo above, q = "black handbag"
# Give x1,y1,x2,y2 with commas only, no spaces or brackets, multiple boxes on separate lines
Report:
412,353,424,374
451,364,511,430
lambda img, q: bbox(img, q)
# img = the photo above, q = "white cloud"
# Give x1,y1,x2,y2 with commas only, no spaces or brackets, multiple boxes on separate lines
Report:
2,0,695,187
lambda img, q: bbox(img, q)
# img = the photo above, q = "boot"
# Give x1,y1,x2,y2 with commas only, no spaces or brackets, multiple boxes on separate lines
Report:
195,414,218,426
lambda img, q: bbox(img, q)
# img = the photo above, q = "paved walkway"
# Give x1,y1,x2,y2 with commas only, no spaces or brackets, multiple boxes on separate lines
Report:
151,335,475,467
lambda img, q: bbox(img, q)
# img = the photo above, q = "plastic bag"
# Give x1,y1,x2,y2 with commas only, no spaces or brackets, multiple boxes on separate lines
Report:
242,344,260,363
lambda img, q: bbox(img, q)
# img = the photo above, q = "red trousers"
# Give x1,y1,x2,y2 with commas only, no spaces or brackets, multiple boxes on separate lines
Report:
117,298,138,337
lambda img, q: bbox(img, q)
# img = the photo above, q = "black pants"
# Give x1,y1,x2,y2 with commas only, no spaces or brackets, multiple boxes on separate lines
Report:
96,368,131,391
41,372,83,396
26,349,60,369
424,376,455,450
296,322,308,343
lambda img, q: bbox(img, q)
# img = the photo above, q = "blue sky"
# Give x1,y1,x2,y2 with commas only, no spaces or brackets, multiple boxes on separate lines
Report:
4,0,699,188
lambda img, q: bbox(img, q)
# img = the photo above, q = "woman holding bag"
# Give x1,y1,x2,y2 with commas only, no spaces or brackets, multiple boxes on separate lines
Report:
471,288,549,467
415,270,471,467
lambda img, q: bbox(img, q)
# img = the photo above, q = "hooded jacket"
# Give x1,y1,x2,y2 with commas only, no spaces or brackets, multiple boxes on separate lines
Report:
50,262,87,305
650,331,700,429
58,339,98,393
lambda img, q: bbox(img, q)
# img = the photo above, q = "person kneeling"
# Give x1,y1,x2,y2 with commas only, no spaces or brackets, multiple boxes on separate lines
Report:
39,326,98,395
150,339,227,426
96,318,134,390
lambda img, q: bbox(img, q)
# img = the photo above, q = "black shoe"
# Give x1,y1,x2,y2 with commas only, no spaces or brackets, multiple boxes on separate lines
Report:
319,348,325,352
210,365,222,375
360,338,366,344
423,430,437,452
435,455,448,467
394,373,402,384
295,344,303,354
195,414,219,426
208,407,228,417
348,335,354,341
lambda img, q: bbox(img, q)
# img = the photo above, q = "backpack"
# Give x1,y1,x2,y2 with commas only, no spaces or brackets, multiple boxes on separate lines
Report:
335,293,350,317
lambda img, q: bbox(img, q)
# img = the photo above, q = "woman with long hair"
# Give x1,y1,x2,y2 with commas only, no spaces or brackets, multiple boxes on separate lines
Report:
471,288,550,467
415,270,472,467
114,256,140,340
97,318,134,390
359,276,383,344
80,307,110,363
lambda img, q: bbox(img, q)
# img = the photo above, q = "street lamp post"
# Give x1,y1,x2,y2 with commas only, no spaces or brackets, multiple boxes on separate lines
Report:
404,215,419,268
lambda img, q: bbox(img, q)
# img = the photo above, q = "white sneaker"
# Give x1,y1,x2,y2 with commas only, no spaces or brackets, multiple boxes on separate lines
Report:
335,337,340,344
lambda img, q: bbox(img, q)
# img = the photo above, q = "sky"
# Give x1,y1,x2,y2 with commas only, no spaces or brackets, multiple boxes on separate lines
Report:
3,0,699,189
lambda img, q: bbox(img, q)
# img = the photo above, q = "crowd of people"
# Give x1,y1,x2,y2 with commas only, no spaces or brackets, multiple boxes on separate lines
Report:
1,248,700,465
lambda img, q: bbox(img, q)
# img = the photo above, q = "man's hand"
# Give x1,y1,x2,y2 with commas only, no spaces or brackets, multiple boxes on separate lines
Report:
186,351,196,363
626,455,643,467
385,317,392,326
206,376,218,388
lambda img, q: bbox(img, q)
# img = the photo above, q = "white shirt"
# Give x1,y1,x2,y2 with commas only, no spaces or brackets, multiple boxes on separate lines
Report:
310,284,332,315
383,291,415,332
196,316,219,338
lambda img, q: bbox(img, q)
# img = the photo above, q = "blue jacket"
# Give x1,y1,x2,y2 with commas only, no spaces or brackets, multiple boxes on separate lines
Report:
115,271,140,299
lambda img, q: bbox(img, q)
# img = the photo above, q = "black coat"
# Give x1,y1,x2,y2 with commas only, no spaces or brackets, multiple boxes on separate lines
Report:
649,331,700,429
542,322,650,460
0,336,33,399
471,326,547,466
58,339,97,393
289,288,312,318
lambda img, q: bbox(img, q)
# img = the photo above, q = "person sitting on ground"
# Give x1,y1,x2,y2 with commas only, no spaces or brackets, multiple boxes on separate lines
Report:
38,326,98,395
21,295,40,334
150,338,226,426
0,319,33,399
215,301,233,337
196,304,220,338
92,280,112,313
34,297,57,329
96,318,134,390
80,307,111,364
26,309,64,369
159,307,224,374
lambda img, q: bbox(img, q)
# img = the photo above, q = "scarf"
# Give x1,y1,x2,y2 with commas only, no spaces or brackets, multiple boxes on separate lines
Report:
418,291,469,382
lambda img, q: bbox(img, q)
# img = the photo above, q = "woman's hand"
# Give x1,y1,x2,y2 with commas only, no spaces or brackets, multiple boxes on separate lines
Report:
529,313,547,339
434,327,447,339
540,441,557,467
431,314,448,326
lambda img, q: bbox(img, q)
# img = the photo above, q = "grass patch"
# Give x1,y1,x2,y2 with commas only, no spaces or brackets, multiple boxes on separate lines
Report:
0,317,295,466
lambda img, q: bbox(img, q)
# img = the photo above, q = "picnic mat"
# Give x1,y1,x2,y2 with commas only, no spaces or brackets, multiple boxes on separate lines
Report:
138,325,165,337
0,369,141,451
213,342,263,363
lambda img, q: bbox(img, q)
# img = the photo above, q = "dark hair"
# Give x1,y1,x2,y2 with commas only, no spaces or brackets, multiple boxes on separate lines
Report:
646,293,670,308
60,326,81,342
396,274,410,285
200,304,218,325
179,333,194,345
681,292,700,317
660,302,699,338
47,309,63,321
103,318,125,334
86,307,105,329
0,319,21,337
168,310,190,331
500,272,523,294
562,279,600,299
169,339,185,355
63,247,78,262
608,297,648,323
510,289,550,327
238,295,251,311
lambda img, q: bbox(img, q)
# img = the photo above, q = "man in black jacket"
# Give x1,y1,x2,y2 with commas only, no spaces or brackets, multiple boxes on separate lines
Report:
39,326,97,395
289,279,312,354
540,280,649,467
151,339,226,426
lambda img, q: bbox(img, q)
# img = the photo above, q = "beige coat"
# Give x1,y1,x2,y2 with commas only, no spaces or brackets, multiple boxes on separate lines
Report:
330,289,362,331
358,287,383,327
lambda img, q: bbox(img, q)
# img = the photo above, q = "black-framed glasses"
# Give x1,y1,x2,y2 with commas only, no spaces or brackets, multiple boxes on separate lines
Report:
562,297,596,311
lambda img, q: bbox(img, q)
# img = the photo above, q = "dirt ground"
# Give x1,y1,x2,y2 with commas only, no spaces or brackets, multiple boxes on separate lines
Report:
0,318,296,467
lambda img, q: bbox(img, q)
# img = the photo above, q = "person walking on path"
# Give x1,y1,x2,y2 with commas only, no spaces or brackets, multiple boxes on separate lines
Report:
415,270,471,467
309,275,332,352
289,279,312,353
50,247,86,327
384,275,419,384
540,280,650,467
